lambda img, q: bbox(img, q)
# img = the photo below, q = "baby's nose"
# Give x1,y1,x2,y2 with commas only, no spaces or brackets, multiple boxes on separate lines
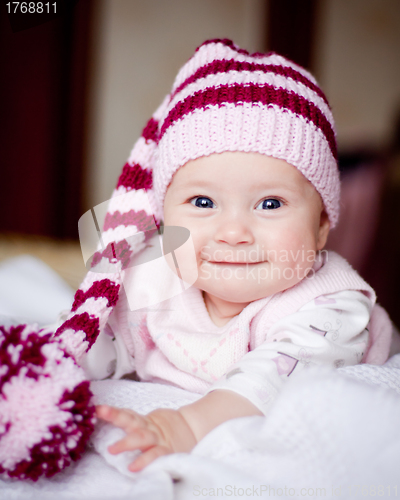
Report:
214,217,255,246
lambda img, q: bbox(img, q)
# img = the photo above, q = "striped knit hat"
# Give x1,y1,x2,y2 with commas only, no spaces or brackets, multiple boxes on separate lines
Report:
154,39,339,223
0,39,340,480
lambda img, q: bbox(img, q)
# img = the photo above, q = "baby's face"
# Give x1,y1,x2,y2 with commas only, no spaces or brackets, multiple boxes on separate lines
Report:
163,151,330,304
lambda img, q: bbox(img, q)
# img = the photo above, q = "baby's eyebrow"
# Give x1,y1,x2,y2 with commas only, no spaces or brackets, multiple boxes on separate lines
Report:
262,184,300,193
247,181,302,194
173,179,215,190
173,179,304,196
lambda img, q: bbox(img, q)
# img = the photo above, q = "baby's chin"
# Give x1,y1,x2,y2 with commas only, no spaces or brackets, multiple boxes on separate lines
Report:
197,279,286,304
194,261,308,303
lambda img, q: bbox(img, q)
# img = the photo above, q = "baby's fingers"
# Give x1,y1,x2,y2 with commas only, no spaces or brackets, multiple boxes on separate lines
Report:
108,427,158,455
128,445,172,472
96,405,145,432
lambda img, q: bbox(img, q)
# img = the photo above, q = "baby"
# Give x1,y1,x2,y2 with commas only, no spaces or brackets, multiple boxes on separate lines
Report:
62,39,392,472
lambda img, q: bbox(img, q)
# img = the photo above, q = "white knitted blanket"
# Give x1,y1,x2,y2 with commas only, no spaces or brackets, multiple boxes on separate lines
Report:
1,356,400,500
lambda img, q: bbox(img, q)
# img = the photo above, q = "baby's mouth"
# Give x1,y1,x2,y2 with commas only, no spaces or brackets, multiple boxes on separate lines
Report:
207,261,264,265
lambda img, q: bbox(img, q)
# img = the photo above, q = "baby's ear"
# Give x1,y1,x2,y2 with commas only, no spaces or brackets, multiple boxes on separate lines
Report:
317,210,330,250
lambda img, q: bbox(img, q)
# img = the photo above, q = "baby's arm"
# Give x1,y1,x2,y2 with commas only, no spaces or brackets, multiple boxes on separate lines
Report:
96,389,262,471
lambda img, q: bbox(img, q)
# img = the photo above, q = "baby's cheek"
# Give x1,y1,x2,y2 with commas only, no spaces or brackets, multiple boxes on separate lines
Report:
272,229,318,268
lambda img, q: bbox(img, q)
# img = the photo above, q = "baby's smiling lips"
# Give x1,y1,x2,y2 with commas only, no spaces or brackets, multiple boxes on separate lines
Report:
207,261,263,266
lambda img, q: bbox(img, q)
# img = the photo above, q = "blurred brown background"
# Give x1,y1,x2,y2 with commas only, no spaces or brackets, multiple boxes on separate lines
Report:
1,0,400,323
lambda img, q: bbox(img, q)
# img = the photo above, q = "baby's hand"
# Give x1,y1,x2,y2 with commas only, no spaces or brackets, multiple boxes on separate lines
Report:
95,405,197,471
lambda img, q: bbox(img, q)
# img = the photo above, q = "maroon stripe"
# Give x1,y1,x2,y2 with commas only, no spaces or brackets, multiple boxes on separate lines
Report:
116,163,153,191
56,312,100,347
90,240,133,270
71,279,120,312
142,117,159,143
197,38,258,57
172,58,329,107
104,209,156,232
161,83,337,160
91,227,157,271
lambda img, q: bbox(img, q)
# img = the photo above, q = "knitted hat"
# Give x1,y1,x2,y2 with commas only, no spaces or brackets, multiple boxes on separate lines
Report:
0,39,340,480
154,39,340,223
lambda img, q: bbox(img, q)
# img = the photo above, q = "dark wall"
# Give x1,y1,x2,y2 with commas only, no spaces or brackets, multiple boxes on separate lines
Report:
267,0,317,70
0,0,93,239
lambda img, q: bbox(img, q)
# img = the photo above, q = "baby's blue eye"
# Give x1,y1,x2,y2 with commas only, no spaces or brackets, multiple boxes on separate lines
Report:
256,198,282,210
191,196,215,208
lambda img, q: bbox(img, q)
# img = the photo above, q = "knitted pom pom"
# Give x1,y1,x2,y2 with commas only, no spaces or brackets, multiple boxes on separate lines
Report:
0,325,95,481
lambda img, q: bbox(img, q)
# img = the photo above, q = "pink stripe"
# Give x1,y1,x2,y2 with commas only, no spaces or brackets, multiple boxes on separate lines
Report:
116,163,153,191
56,312,100,347
161,83,337,160
172,58,329,106
104,209,156,232
142,117,159,143
71,279,120,312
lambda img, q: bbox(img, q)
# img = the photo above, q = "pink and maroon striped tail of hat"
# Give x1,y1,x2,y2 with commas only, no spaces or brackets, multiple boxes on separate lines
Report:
54,95,169,362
